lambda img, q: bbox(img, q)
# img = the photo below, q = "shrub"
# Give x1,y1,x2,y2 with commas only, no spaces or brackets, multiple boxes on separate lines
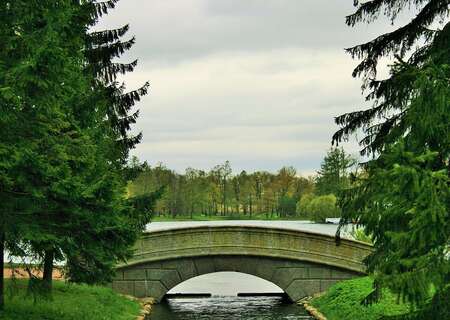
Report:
307,194,339,222
296,193,314,218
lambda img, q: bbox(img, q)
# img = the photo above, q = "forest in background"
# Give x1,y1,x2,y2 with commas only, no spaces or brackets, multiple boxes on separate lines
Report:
127,147,357,222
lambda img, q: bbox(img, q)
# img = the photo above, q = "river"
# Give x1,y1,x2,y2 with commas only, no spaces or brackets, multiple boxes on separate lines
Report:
149,296,313,319
145,221,349,319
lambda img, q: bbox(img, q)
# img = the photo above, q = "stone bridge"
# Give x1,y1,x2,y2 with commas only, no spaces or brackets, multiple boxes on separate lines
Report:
112,225,372,302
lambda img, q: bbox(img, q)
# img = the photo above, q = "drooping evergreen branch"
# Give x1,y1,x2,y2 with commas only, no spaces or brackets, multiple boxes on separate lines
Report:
346,0,428,26
85,37,135,66
347,0,449,78
94,60,138,83
87,25,130,45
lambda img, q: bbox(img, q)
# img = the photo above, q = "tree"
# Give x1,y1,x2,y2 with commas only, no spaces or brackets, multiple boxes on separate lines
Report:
307,194,340,223
212,161,232,215
278,195,297,217
83,0,149,162
62,0,158,285
334,1,449,318
128,163,320,219
316,147,356,196
0,0,103,300
0,1,157,307
277,166,297,196
296,193,315,218
293,176,315,200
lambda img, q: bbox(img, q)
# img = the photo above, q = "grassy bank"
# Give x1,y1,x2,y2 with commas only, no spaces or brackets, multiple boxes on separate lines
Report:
0,279,141,320
151,213,307,221
311,277,413,320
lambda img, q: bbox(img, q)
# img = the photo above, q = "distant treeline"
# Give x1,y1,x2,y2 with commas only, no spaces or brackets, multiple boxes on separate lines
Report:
128,147,357,222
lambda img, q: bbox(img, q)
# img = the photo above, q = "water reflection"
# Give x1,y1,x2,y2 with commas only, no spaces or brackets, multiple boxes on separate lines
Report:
149,296,312,320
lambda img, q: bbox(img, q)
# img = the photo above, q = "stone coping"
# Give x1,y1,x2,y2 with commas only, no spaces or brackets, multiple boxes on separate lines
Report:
117,225,372,274
142,224,373,248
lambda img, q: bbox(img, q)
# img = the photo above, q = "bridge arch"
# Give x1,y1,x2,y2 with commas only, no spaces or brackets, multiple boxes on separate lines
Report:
112,226,371,302
167,270,285,296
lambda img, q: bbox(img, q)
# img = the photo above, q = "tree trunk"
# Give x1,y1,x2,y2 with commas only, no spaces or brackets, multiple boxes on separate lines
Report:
43,249,54,293
0,229,4,311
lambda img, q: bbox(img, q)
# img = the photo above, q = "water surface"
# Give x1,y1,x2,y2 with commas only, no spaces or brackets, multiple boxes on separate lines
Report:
149,296,312,320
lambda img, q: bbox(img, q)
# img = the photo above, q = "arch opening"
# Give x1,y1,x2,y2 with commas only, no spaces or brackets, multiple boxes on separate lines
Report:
166,271,285,298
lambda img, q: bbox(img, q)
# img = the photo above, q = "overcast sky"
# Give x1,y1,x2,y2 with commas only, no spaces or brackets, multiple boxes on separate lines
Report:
96,0,411,175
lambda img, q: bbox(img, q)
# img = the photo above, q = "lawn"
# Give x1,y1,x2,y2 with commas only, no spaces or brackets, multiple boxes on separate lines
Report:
311,277,414,320
0,279,141,320
151,213,306,221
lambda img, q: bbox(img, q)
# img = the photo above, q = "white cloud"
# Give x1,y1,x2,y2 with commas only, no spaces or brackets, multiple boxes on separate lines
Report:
93,0,417,173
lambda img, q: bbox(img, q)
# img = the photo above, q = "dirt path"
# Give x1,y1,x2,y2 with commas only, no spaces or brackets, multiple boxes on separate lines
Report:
3,267,64,280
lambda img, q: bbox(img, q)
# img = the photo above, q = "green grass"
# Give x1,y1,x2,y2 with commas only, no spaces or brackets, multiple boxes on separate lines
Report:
151,213,307,221
311,277,413,320
0,279,141,320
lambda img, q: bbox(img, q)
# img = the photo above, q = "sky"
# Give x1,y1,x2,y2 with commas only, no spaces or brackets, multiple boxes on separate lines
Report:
95,0,412,175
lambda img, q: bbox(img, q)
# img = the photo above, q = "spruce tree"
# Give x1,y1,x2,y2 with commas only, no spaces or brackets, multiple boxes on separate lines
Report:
334,1,449,318
82,0,149,162
333,0,449,155
59,0,158,284
315,147,356,196
0,0,99,301
0,0,158,307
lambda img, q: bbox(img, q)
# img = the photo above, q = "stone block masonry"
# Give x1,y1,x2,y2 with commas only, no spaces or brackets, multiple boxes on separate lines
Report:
112,225,372,302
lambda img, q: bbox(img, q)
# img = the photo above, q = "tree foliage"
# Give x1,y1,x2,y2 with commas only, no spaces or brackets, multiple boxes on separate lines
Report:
335,1,449,318
128,163,317,218
0,0,157,309
316,147,357,196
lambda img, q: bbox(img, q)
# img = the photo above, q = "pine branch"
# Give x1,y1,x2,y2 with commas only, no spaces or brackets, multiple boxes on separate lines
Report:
92,0,119,18
118,133,143,152
87,25,130,46
116,110,140,136
114,82,150,113
85,37,135,65
347,0,448,78
346,0,430,26
332,103,388,144
94,60,138,82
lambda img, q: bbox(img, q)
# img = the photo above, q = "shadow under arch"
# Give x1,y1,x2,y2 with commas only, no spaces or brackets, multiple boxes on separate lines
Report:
114,254,360,302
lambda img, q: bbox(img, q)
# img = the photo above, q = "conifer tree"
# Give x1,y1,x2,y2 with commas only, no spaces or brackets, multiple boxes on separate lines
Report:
0,0,100,302
333,0,449,155
315,147,356,196
334,1,449,318
58,0,158,284
82,0,149,162
0,0,158,307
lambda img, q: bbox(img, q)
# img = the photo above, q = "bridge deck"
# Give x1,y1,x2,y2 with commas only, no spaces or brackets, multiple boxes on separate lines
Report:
145,221,353,238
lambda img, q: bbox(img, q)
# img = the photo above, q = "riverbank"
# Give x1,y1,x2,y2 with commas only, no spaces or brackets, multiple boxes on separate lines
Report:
0,279,141,320
310,277,413,320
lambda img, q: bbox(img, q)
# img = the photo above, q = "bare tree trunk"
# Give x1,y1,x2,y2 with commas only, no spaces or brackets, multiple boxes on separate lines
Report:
0,229,4,311
42,249,54,293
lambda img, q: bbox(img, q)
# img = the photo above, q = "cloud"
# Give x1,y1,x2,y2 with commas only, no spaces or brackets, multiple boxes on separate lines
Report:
97,0,408,64
92,0,414,173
